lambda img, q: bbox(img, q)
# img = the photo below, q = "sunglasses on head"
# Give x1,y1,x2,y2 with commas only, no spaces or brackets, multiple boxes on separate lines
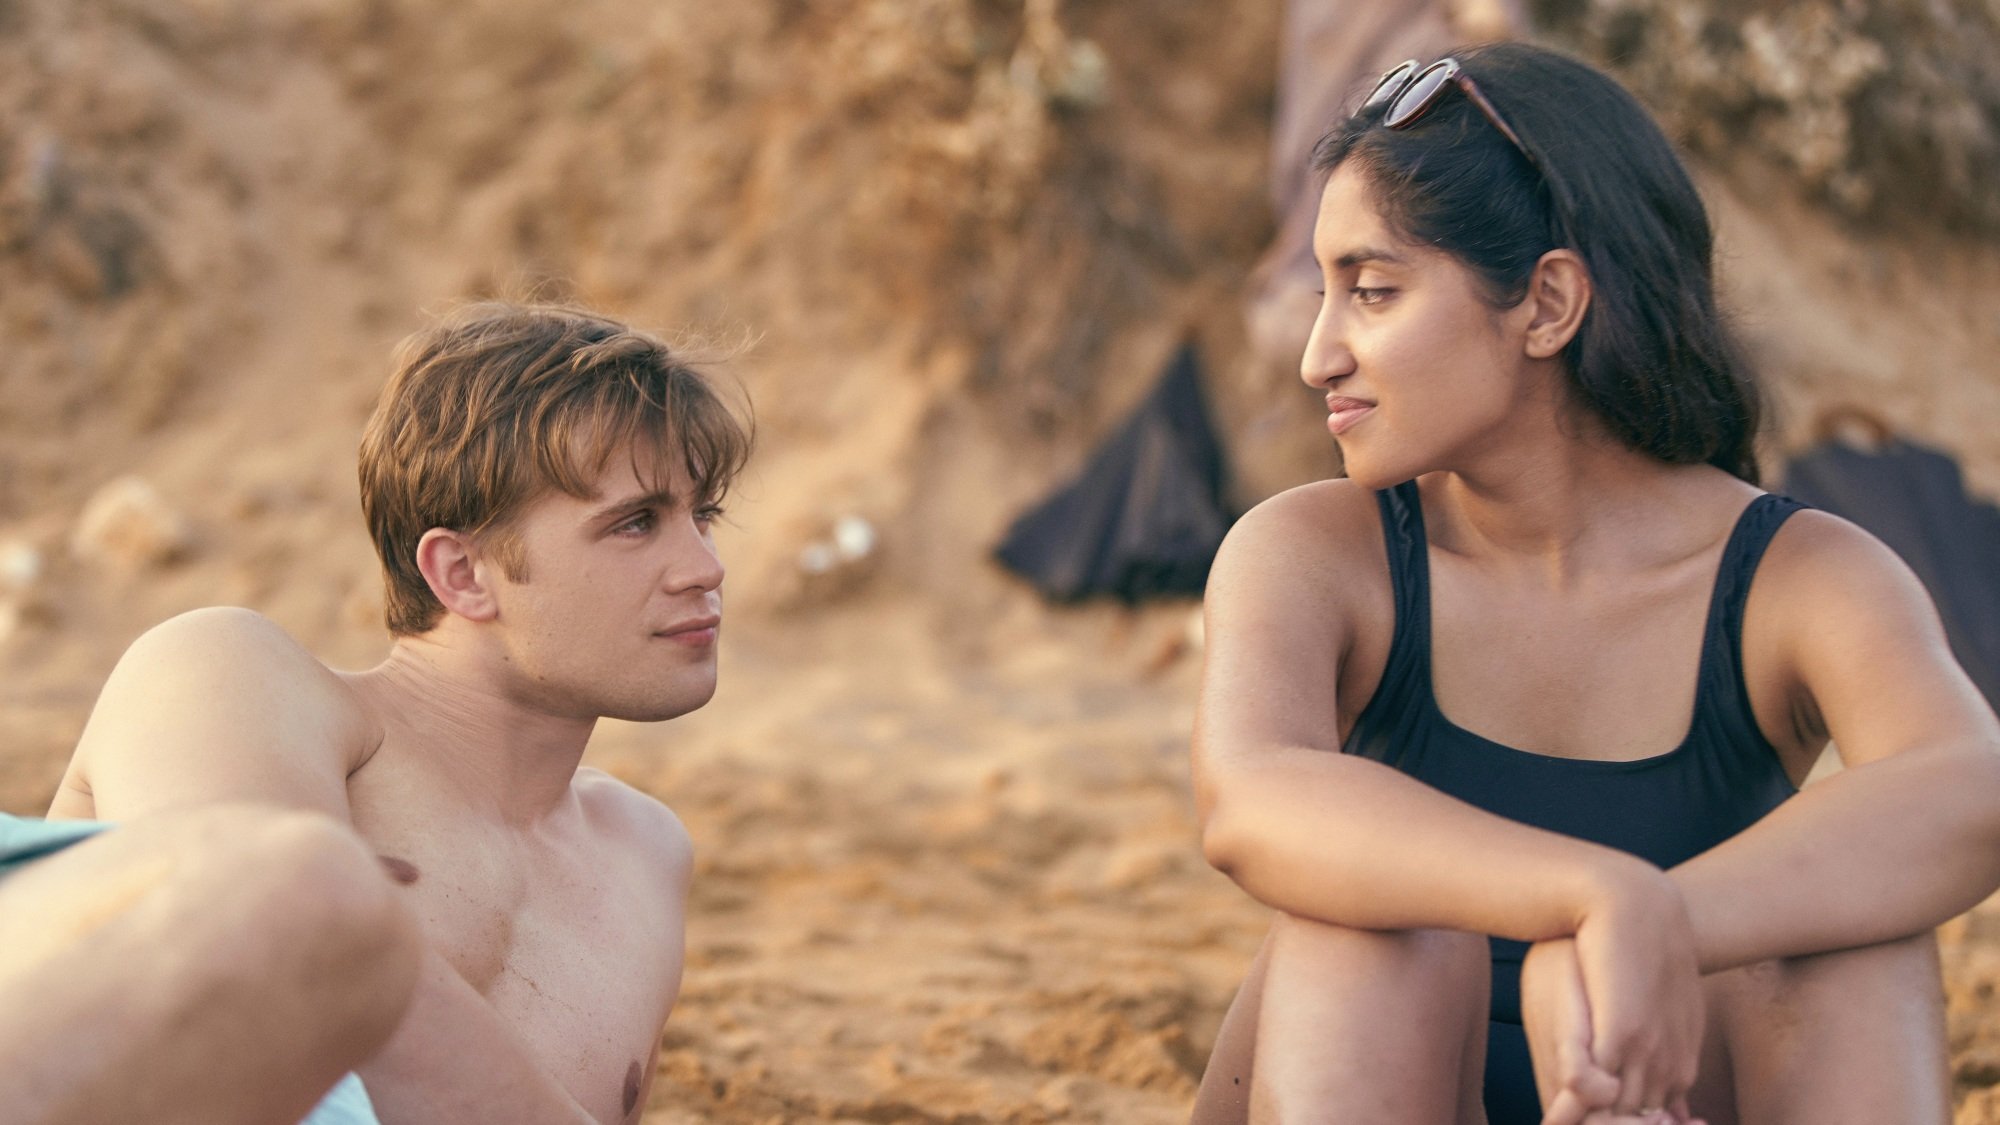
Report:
1363,57,1537,171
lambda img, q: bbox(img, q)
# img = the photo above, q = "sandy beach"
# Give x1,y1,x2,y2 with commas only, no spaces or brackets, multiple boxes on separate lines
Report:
3,0,2000,1120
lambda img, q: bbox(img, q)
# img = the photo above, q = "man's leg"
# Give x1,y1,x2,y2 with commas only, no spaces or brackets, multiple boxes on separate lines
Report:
0,805,422,1125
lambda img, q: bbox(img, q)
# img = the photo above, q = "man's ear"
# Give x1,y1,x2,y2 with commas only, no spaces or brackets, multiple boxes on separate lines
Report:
1521,248,1592,360
415,528,500,623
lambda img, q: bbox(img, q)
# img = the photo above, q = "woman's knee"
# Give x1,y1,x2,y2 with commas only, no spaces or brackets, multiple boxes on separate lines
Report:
1724,931,1942,1018
1264,914,1488,1004
1709,933,1949,1123
1252,918,1488,1124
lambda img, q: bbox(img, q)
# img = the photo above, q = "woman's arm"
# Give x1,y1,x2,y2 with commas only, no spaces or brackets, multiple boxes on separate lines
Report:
1670,512,2000,973
1197,486,1707,1113
1193,485,1658,944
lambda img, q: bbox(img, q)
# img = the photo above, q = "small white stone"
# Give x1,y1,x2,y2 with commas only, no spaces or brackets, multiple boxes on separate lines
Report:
0,542,42,592
797,542,837,576
71,477,193,571
831,515,877,561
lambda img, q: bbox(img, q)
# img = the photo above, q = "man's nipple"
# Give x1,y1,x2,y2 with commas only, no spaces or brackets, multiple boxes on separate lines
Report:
377,855,420,885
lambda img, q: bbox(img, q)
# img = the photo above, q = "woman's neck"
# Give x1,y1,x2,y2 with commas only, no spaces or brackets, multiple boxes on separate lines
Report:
1421,435,1739,589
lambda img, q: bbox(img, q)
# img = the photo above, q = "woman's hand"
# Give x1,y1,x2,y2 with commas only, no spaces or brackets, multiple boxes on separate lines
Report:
1523,937,1705,1125
1523,937,1615,1123
1568,866,1706,1121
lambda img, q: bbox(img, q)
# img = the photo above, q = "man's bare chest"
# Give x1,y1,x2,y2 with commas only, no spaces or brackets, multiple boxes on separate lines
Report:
354,797,681,1121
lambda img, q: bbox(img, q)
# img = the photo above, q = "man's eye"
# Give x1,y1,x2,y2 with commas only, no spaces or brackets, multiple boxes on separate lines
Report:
694,506,724,525
616,512,655,534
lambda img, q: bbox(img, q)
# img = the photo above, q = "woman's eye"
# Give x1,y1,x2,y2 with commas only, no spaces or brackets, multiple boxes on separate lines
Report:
1350,286,1395,306
694,506,724,526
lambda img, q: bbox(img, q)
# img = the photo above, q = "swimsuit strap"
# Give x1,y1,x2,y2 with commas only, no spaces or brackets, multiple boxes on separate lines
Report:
1364,480,1433,720
1695,492,1806,740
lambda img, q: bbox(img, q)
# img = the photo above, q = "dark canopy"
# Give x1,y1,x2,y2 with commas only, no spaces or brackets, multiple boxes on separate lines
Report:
1782,436,2000,712
994,344,1233,603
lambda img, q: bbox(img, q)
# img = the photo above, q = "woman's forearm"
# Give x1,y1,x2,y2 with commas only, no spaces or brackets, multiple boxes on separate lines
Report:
1672,740,2000,974
1198,741,1653,944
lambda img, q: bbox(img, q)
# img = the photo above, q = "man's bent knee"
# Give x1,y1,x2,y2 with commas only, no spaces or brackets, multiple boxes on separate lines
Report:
229,812,422,1010
151,808,422,1049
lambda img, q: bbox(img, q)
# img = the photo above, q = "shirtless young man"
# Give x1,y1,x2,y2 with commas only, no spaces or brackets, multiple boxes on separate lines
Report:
33,301,753,1124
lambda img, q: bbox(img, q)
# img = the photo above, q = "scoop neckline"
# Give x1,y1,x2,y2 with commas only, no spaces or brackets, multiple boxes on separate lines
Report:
1410,485,1771,770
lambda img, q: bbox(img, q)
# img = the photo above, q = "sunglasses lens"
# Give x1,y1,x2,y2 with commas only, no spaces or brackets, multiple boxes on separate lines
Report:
1363,61,1419,109
1384,62,1454,128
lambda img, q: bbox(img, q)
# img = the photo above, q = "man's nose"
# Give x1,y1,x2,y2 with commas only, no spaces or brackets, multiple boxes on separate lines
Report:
665,520,725,593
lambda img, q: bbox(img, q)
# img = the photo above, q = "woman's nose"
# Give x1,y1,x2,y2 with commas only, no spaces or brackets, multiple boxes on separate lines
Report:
1299,302,1354,389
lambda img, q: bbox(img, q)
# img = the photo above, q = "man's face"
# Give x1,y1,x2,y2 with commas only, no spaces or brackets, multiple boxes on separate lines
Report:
482,445,725,723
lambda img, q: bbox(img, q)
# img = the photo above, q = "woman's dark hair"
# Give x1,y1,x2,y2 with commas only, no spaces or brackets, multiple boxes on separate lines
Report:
1313,42,1763,484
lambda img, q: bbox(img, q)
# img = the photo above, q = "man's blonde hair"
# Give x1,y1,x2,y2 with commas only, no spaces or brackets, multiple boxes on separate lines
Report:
358,301,754,636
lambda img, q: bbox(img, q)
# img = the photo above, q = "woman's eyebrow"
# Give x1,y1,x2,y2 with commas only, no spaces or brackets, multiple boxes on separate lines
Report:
1334,247,1406,269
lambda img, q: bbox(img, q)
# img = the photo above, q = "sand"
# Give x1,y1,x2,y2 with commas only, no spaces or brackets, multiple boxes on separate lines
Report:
2,0,1999,1120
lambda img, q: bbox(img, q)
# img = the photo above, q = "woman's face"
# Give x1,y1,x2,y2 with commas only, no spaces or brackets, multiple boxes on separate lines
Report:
1303,164,1537,489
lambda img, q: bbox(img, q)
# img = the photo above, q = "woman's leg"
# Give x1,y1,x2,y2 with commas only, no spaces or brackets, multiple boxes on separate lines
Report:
1698,931,1950,1125
1193,913,1490,1125
1190,932,1271,1125
0,805,423,1125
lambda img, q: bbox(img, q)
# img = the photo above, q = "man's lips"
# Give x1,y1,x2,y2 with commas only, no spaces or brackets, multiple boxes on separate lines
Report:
1325,395,1377,436
655,616,721,645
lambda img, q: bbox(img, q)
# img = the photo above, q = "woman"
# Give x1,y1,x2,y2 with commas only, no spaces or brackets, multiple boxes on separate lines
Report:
1189,42,2000,1125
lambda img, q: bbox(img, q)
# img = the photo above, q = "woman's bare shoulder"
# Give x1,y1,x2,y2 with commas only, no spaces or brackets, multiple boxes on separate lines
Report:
1207,478,1392,649
1220,478,1386,572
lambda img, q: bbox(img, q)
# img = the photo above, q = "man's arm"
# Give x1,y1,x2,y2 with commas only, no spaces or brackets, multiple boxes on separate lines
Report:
64,608,370,821
69,608,598,1124
1670,512,2000,973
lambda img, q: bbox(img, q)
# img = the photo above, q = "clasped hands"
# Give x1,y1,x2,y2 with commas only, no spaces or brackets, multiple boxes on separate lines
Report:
1521,870,1708,1125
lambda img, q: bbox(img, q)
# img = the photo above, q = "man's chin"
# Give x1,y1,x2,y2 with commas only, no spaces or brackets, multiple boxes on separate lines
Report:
605,680,718,724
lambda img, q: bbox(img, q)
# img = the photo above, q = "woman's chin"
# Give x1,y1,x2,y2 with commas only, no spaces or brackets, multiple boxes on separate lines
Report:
1335,447,1415,492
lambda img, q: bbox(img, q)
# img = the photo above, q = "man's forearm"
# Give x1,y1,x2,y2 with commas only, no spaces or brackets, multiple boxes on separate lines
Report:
358,949,597,1125
1672,741,2000,974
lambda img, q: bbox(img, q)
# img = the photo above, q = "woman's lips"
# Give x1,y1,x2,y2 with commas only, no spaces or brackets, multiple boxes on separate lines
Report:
1325,397,1376,436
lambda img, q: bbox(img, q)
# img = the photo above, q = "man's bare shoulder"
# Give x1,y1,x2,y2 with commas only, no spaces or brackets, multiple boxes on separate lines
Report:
574,767,694,891
64,607,375,819
106,606,362,715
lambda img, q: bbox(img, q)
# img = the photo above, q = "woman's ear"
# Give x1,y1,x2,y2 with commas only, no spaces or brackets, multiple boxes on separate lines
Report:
415,528,500,623
1522,249,1592,359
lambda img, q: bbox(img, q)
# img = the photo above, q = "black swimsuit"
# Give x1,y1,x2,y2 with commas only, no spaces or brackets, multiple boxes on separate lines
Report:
1340,481,1803,1124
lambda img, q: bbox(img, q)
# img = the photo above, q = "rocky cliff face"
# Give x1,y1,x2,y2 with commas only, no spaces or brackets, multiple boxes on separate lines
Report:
1535,0,2000,234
